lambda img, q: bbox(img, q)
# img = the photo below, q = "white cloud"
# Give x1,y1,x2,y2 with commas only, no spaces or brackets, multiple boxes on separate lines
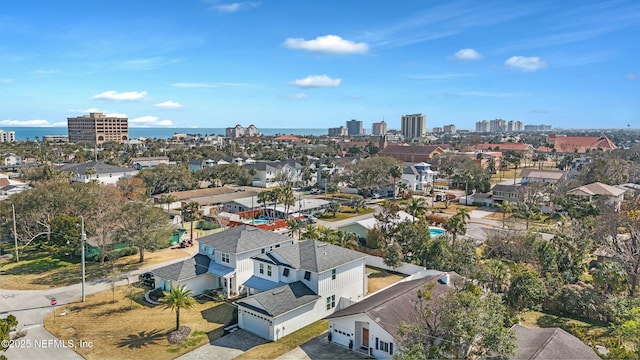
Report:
34,70,61,76
505,56,547,72
626,73,640,80
284,35,368,55
154,100,184,109
288,93,308,100
130,116,174,127
290,75,341,88
92,90,148,101
210,2,259,13
0,79,13,84
452,48,482,61
0,119,52,126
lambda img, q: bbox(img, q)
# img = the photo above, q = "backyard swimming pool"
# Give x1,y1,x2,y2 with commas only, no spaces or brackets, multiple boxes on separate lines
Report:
429,227,445,237
242,219,270,225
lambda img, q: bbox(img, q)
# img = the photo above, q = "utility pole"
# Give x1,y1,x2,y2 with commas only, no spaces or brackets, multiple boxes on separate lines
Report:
81,216,86,302
12,203,18,262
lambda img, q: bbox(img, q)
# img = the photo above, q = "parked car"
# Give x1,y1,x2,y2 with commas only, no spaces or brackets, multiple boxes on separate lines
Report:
371,193,380,199
447,194,457,200
310,189,324,195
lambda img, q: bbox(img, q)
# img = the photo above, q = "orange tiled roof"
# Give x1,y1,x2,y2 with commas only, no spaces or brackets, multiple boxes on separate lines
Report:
474,143,533,151
553,136,616,153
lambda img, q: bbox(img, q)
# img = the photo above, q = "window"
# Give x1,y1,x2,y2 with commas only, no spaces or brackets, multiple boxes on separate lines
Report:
283,268,290,277
259,263,264,274
331,269,336,280
221,253,230,263
380,340,390,353
267,265,272,277
208,248,214,255
304,271,311,281
326,295,335,310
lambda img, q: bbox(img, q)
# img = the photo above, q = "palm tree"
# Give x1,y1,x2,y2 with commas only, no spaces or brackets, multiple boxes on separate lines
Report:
318,226,339,244
328,201,341,218
517,203,537,230
257,190,270,218
405,197,428,221
182,201,201,241
336,231,358,249
281,186,296,218
389,165,403,200
269,187,283,220
444,208,471,246
497,200,515,228
287,218,304,239
327,183,339,198
301,224,320,240
162,285,197,331
160,194,178,213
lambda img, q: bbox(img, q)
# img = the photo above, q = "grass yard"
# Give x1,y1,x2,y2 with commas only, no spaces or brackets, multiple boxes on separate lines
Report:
234,320,328,360
0,246,193,290
44,286,236,360
316,207,375,222
432,203,478,215
366,266,406,294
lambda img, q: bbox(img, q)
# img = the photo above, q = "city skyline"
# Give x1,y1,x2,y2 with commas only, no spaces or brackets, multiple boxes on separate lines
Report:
1,1,639,130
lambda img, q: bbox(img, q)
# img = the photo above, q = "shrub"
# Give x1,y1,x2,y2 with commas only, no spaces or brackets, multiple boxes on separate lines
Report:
197,221,220,230
103,246,139,262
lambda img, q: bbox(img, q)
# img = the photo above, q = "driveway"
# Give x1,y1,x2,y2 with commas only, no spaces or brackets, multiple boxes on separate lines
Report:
276,332,369,360
176,329,267,360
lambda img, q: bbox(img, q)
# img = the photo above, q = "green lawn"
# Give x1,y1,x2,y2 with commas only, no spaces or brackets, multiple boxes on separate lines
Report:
316,207,375,222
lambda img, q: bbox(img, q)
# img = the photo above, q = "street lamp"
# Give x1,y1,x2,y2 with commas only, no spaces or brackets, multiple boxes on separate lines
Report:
80,216,86,303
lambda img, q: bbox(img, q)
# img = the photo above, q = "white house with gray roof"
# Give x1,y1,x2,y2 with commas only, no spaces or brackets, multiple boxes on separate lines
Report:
150,225,296,297
235,240,367,341
58,161,138,185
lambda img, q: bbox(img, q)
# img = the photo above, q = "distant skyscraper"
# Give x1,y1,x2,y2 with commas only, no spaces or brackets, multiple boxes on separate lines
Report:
475,120,490,132
328,126,348,136
508,120,523,132
225,124,260,138
432,127,443,134
346,119,364,136
401,113,426,140
67,112,129,144
489,119,507,133
372,120,387,136
443,124,456,133
0,130,16,143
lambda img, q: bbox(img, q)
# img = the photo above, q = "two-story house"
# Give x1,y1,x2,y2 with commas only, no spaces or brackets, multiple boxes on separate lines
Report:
235,240,367,341
150,225,296,297
244,161,303,188
400,162,438,192
491,184,521,205
57,161,138,185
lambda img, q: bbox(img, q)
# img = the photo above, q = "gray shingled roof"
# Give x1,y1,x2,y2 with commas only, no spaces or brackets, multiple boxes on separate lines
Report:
58,161,136,174
198,225,294,254
236,281,320,317
492,184,521,193
150,254,210,282
325,273,459,338
270,240,366,273
512,325,600,359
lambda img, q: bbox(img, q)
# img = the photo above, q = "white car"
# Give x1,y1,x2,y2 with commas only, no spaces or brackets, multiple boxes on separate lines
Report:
310,189,323,195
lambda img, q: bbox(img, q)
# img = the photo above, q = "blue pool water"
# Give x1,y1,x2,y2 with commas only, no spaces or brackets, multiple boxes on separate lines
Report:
429,228,445,237
243,219,270,225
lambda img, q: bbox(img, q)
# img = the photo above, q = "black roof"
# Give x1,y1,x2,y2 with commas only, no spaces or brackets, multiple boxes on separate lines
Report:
198,225,294,254
236,281,319,317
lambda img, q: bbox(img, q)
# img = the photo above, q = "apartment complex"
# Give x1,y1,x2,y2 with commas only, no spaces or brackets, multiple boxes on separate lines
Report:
371,120,387,136
225,124,260,138
328,126,348,137
443,124,456,133
489,119,507,133
401,113,426,140
508,120,523,132
0,130,16,143
475,120,490,132
346,119,364,136
67,112,129,144
524,124,553,132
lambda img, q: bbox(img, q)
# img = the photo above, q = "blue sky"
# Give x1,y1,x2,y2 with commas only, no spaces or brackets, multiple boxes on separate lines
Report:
1,0,639,130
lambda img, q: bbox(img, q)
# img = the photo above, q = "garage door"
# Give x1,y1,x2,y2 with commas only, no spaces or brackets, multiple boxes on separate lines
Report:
241,310,271,340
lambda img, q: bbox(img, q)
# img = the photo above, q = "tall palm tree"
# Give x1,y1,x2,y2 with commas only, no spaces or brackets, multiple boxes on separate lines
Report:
301,224,320,240
162,285,196,331
181,201,201,241
257,190,270,218
497,201,515,228
517,203,537,230
405,198,428,221
161,194,178,213
389,165,403,200
444,208,471,246
336,231,359,249
318,226,339,244
269,187,283,220
287,218,304,239
281,186,296,218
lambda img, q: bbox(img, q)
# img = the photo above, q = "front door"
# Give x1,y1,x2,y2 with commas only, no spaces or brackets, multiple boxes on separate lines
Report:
362,328,369,348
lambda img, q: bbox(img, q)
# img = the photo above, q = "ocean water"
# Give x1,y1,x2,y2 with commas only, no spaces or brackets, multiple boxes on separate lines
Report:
0,127,330,141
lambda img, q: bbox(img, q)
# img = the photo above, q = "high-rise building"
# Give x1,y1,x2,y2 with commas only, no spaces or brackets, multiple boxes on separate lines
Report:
67,112,129,144
432,127,443,134
0,130,16,143
508,120,523,132
226,124,260,138
475,120,490,132
372,121,387,136
328,126,348,136
401,113,426,140
346,119,364,136
443,124,456,133
489,119,507,133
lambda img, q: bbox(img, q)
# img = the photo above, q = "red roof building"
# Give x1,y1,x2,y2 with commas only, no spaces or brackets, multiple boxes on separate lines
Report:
552,136,617,153
379,144,445,162
472,143,534,152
